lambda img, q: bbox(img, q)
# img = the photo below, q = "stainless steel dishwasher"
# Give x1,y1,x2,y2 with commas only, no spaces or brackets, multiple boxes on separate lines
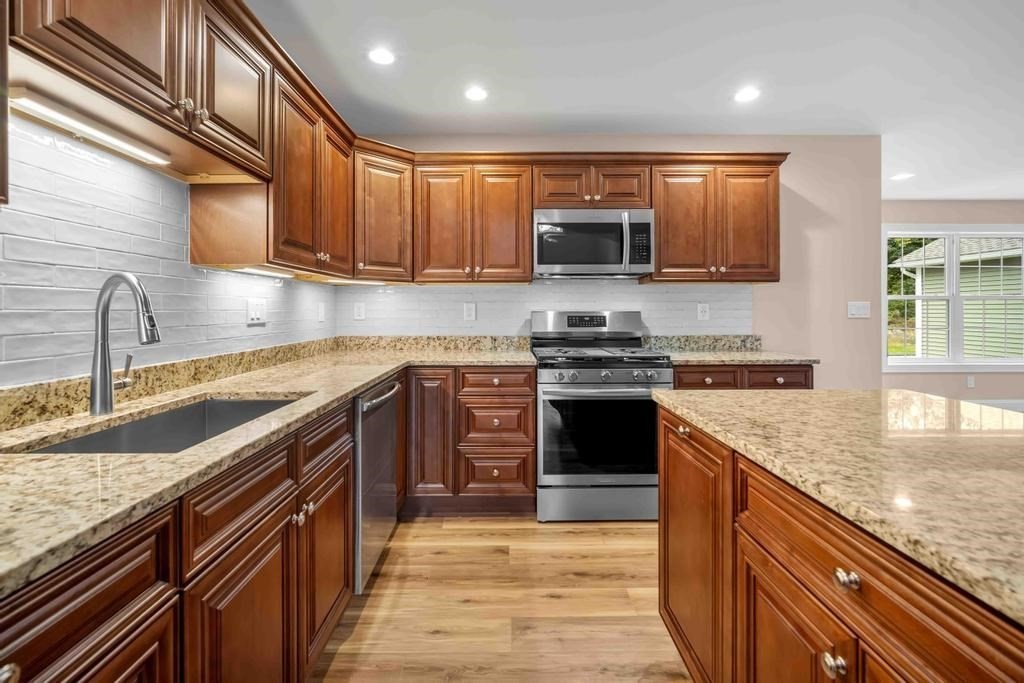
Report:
354,379,401,594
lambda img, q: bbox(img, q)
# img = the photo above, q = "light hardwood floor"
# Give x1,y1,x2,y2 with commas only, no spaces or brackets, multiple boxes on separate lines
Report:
311,516,690,682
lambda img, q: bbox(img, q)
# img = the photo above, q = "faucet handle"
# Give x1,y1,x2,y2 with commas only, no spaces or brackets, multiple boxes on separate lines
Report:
114,353,134,390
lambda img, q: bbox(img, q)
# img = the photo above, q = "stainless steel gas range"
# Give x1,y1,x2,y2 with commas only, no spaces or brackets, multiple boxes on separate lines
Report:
532,310,672,522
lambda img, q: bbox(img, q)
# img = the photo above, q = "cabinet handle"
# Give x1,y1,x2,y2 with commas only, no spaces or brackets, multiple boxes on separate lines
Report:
821,652,847,679
584,194,592,201
492,377,501,386
306,501,315,515
194,108,210,126
474,266,481,274
776,377,785,385
296,511,306,527
358,262,365,270
0,663,21,683
709,266,717,273
177,97,195,113
677,425,690,437
704,377,713,385
720,266,727,273
290,513,299,525
492,418,501,427
492,468,501,478
594,194,602,201
324,254,330,262
464,266,471,275
832,567,861,592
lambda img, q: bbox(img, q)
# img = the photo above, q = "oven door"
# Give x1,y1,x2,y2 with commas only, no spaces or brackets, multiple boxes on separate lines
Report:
537,384,664,486
533,208,653,276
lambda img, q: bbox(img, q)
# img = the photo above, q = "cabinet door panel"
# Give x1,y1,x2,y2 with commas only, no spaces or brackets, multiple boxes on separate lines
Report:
457,446,534,496
321,127,354,277
298,450,353,678
736,531,858,683
651,167,716,281
1,1,8,205
717,167,780,281
474,166,532,282
13,0,188,126
533,165,591,208
271,75,320,270
354,152,414,281
407,368,456,496
76,597,178,682
192,0,272,176
184,496,297,683
415,166,473,282
593,165,650,207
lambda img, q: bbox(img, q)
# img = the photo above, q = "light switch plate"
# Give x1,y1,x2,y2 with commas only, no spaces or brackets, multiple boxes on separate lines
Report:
353,302,366,321
967,375,976,388
317,302,326,323
697,303,710,321
847,301,871,319
246,298,267,326
463,302,477,321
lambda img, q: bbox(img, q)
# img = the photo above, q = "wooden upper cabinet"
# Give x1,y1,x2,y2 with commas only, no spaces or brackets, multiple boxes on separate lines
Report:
191,0,272,176
270,74,320,271
716,167,780,281
354,151,414,281
593,165,650,207
320,126,354,277
12,0,188,126
415,166,473,282
735,532,858,683
650,167,717,281
474,166,532,282
533,165,591,208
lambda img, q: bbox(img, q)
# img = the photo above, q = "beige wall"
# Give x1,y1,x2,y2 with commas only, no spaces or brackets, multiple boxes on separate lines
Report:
386,134,883,389
882,199,1024,399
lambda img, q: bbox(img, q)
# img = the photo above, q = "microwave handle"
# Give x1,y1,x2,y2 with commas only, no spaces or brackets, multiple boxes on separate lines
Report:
621,211,630,271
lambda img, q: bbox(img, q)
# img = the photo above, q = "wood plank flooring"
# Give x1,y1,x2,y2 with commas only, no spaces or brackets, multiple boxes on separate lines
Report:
311,516,690,682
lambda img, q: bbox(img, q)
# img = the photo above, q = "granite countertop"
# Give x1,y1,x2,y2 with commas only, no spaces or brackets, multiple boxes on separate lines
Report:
668,351,819,365
0,349,534,600
652,388,1024,626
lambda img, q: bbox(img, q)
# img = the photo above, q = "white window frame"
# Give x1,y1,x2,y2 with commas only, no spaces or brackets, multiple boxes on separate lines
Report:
882,223,1024,373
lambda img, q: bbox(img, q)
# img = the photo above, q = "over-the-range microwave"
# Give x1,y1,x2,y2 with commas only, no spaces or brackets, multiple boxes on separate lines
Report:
532,208,654,278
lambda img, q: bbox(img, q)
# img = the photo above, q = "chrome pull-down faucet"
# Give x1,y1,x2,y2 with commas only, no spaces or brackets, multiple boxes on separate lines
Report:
90,272,161,415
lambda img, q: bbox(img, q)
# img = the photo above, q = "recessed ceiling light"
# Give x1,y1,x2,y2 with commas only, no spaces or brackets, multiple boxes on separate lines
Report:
734,86,761,103
368,47,395,65
890,172,916,181
464,85,488,102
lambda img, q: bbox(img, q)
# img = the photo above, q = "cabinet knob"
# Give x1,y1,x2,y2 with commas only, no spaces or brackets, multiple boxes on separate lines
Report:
474,266,481,274
492,468,501,478
594,194,601,200
492,418,501,427
821,652,847,679
709,266,717,273
358,262,365,270
177,97,195,113
296,511,306,527
464,266,471,274
677,425,691,437
720,266,727,273
324,254,330,262
0,663,21,683
492,377,501,386
832,567,861,592
194,108,210,125
776,377,785,385
584,194,592,201
704,377,713,385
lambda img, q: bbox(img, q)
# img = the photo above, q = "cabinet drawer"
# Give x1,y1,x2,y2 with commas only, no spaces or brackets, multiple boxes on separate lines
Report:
457,368,536,395
736,457,1024,681
674,366,741,389
457,447,534,495
457,397,535,446
0,506,177,681
297,401,353,482
182,436,297,582
743,365,812,389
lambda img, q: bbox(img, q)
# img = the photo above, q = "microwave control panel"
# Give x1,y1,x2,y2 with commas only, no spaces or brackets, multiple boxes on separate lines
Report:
630,224,652,264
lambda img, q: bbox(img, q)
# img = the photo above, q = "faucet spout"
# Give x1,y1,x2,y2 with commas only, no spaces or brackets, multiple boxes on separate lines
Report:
90,272,161,415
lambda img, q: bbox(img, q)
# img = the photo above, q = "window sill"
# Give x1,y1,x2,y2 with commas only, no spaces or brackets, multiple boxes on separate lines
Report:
884,363,1024,374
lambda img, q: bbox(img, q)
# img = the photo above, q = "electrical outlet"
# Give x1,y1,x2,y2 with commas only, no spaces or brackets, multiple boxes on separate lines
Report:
353,302,366,320
696,303,710,321
847,301,871,319
246,298,267,326
967,375,976,388
463,302,477,321
317,302,326,323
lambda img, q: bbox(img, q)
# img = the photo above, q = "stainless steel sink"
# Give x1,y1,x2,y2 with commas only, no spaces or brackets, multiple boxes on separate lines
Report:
33,399,296,454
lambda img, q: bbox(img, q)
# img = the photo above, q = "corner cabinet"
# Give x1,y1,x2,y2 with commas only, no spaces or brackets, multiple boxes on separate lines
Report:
354,150,414,281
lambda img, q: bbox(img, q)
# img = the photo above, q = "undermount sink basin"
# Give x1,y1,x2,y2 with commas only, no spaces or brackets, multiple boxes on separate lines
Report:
33,399,296,454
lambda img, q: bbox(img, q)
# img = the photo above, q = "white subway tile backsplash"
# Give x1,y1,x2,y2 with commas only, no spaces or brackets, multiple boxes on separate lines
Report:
54,223,133,252
4,236,97,268
0,210,57,239
131,235,185,260
6,186,96,225
95,208,161,239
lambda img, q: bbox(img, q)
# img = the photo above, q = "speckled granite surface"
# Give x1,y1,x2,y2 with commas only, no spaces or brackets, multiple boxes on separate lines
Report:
645,334,761,352
668,350,818,365
652,388,1024,625
0,349,534,600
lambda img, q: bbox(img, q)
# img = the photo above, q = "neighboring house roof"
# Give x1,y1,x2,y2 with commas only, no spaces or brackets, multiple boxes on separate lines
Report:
890,238,1023,268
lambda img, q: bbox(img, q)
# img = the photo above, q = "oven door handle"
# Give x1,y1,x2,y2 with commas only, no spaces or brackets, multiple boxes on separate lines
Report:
541,387,654,399
621,211,630,272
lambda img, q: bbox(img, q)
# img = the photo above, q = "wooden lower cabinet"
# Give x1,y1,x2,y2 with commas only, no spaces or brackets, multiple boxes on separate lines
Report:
673,364,814,390
407,367,457,496
76,596,179,682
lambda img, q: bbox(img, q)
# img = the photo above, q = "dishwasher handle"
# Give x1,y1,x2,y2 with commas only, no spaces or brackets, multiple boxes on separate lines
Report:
362,382,401,413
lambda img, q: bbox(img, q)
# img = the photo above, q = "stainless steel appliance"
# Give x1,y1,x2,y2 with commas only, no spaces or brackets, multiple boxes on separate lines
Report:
532,311,672,521
354,379,401,593
532,208,654,278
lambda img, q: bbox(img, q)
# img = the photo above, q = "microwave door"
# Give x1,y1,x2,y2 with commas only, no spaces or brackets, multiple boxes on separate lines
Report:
534,218,625,275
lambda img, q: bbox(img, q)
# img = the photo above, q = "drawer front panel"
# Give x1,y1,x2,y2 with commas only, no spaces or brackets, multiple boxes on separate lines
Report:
297,401,353,482
0,506,178,680
182,436,297,581
674,367,742,390
736,457,1024,682
744,366,812,389
457,397,535,446
457,447,534,495
457,368,536,395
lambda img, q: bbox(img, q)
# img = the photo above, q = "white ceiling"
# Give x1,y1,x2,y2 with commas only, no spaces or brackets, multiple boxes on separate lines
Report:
246,0,1024,200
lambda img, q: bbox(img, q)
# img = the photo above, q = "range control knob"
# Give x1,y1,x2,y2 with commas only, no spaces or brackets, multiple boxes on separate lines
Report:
568,371,579,383
646,370,658,381
554,371,566,382
600,370,613,382
632,370,644,382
